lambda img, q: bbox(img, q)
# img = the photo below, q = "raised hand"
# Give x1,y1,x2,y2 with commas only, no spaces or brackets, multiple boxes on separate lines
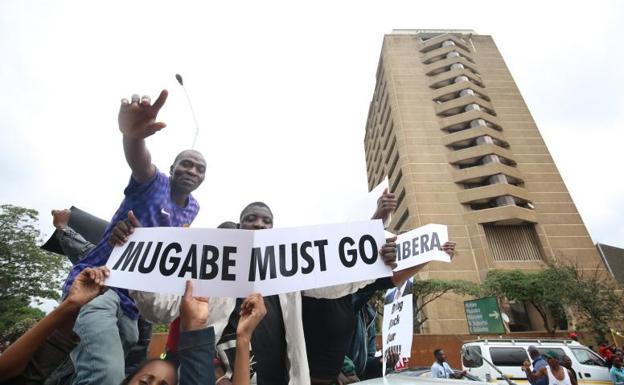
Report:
380,235,398,269
237,293,267,341
66,267,109,308
109,210,142,246
373,188,397,223
180,280,210,332
51,209,71,230
118,90,168,139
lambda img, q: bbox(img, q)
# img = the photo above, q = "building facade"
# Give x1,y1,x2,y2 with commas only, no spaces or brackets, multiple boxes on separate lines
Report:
363,29,605,334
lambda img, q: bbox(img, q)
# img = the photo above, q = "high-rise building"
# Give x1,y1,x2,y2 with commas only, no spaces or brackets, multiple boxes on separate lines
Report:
364,29,605,334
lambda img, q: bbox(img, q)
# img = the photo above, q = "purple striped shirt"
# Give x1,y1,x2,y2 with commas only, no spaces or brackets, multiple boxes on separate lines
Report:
62,170,200,319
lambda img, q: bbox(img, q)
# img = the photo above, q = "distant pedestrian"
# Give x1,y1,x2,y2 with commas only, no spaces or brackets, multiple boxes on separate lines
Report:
527,345,548,385
431,349,466,379
610,356,624,385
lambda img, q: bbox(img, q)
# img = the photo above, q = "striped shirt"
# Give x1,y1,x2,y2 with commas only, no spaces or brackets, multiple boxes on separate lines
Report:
62,170,200,319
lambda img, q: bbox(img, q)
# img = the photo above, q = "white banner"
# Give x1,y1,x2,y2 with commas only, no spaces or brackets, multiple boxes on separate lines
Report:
104,220,392,297
393,224,450,272
382,282,413,375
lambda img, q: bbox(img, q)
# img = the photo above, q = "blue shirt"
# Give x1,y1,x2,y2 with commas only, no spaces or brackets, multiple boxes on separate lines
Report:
62,171,200,319
531,356,548,385
431,361,454,379
610,366,624,385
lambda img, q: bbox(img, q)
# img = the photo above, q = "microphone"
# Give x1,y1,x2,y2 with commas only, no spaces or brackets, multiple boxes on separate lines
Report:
175,73,200,149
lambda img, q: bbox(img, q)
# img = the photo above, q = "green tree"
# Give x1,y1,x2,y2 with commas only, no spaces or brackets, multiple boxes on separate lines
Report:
483,269,569,335
0,204,69,333
371,278,480,333
411,279,481,332
564,265,623,341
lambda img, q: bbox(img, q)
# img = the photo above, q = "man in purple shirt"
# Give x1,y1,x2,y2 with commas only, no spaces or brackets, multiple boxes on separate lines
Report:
64,90,206,385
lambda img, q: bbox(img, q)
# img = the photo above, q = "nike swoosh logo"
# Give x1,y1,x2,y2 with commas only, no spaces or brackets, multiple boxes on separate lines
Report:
160,208,170,216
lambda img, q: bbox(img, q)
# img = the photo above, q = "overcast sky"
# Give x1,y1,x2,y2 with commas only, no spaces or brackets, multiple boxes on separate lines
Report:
1,0,622,253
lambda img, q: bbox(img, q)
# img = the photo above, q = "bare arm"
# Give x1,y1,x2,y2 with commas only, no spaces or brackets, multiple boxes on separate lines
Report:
569,369,578,385
523,362,547,382
232,294,267,385
118,90,168,183
0,267,108,381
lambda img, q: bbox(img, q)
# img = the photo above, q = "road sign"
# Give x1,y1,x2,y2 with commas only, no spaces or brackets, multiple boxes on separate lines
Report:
464,297,505,334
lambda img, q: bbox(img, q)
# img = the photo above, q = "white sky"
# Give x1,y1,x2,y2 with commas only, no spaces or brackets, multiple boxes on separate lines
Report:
1,0,623,253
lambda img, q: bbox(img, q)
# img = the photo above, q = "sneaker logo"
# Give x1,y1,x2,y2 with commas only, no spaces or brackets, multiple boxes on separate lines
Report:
160,208,171,217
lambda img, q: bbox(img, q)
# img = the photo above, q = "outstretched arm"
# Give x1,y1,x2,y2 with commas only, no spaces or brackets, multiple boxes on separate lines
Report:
0,267,108,381
118,90,168,183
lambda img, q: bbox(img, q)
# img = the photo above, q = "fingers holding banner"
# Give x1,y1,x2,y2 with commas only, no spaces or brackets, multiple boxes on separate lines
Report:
380,235,398,270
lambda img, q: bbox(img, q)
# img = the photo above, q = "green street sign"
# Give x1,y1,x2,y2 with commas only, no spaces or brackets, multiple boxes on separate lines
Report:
464,297,505,334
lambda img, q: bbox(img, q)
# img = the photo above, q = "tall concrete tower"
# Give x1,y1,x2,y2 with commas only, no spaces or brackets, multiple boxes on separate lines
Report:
363,29,605,334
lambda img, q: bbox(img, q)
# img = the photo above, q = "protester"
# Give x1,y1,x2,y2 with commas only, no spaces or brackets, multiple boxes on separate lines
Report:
599,342,616,365
431,349,466,379
127,200,400,385
610,356,624,385
0,267,109,384
523,351,577,385
62,90,206,385
526,345,548,385
561,355,578,383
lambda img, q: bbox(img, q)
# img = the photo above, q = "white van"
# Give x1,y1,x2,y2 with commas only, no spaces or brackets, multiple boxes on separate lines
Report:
461,339,611,385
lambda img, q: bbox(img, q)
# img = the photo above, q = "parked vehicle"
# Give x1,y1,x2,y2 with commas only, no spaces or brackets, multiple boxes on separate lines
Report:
461,339,611,385
358,372,488,385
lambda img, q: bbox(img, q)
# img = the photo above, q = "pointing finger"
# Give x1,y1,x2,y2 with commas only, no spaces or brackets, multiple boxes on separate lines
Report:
151,89,168,114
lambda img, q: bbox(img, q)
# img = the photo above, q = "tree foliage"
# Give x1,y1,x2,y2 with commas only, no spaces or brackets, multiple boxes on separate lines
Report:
411,279,481,332
482,268,568,334
483,264,624,339
0,204,69,333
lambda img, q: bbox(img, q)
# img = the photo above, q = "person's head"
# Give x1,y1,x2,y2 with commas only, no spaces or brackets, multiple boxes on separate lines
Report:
169,149,206,195
239,202,273,230
614,356,623,368
569,332,578,341
120,359,177,385
434,348,447,363
562,355,573,369
217,221,238,229
543,351,560,368
528,346,541,360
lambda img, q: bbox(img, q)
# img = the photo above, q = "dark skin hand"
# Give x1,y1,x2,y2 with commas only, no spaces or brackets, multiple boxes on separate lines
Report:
380,236,398,269
109,210,142,246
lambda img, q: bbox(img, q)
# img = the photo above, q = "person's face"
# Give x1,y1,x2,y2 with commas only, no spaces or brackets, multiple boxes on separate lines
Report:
547,357,559,367
563,356,572,367
170,151,206,194
437,350,447,362
240,206,273,230
529,349,540,359
129,360,176,385
614,357,623,368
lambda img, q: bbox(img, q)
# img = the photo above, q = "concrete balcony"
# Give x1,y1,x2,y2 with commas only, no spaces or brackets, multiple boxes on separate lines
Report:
435,94,494,116
458,183,531,205
452,163,524,184
429,68,484,89
447,143,516,165
442,126,508,148
419,33,470,53
425,56,479,76
432,81,489,102
439,109,501,131
422,45,475,65
464,205,538,225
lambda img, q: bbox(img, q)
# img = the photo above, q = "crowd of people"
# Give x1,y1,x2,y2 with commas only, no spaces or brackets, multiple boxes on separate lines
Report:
0,90,456,385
